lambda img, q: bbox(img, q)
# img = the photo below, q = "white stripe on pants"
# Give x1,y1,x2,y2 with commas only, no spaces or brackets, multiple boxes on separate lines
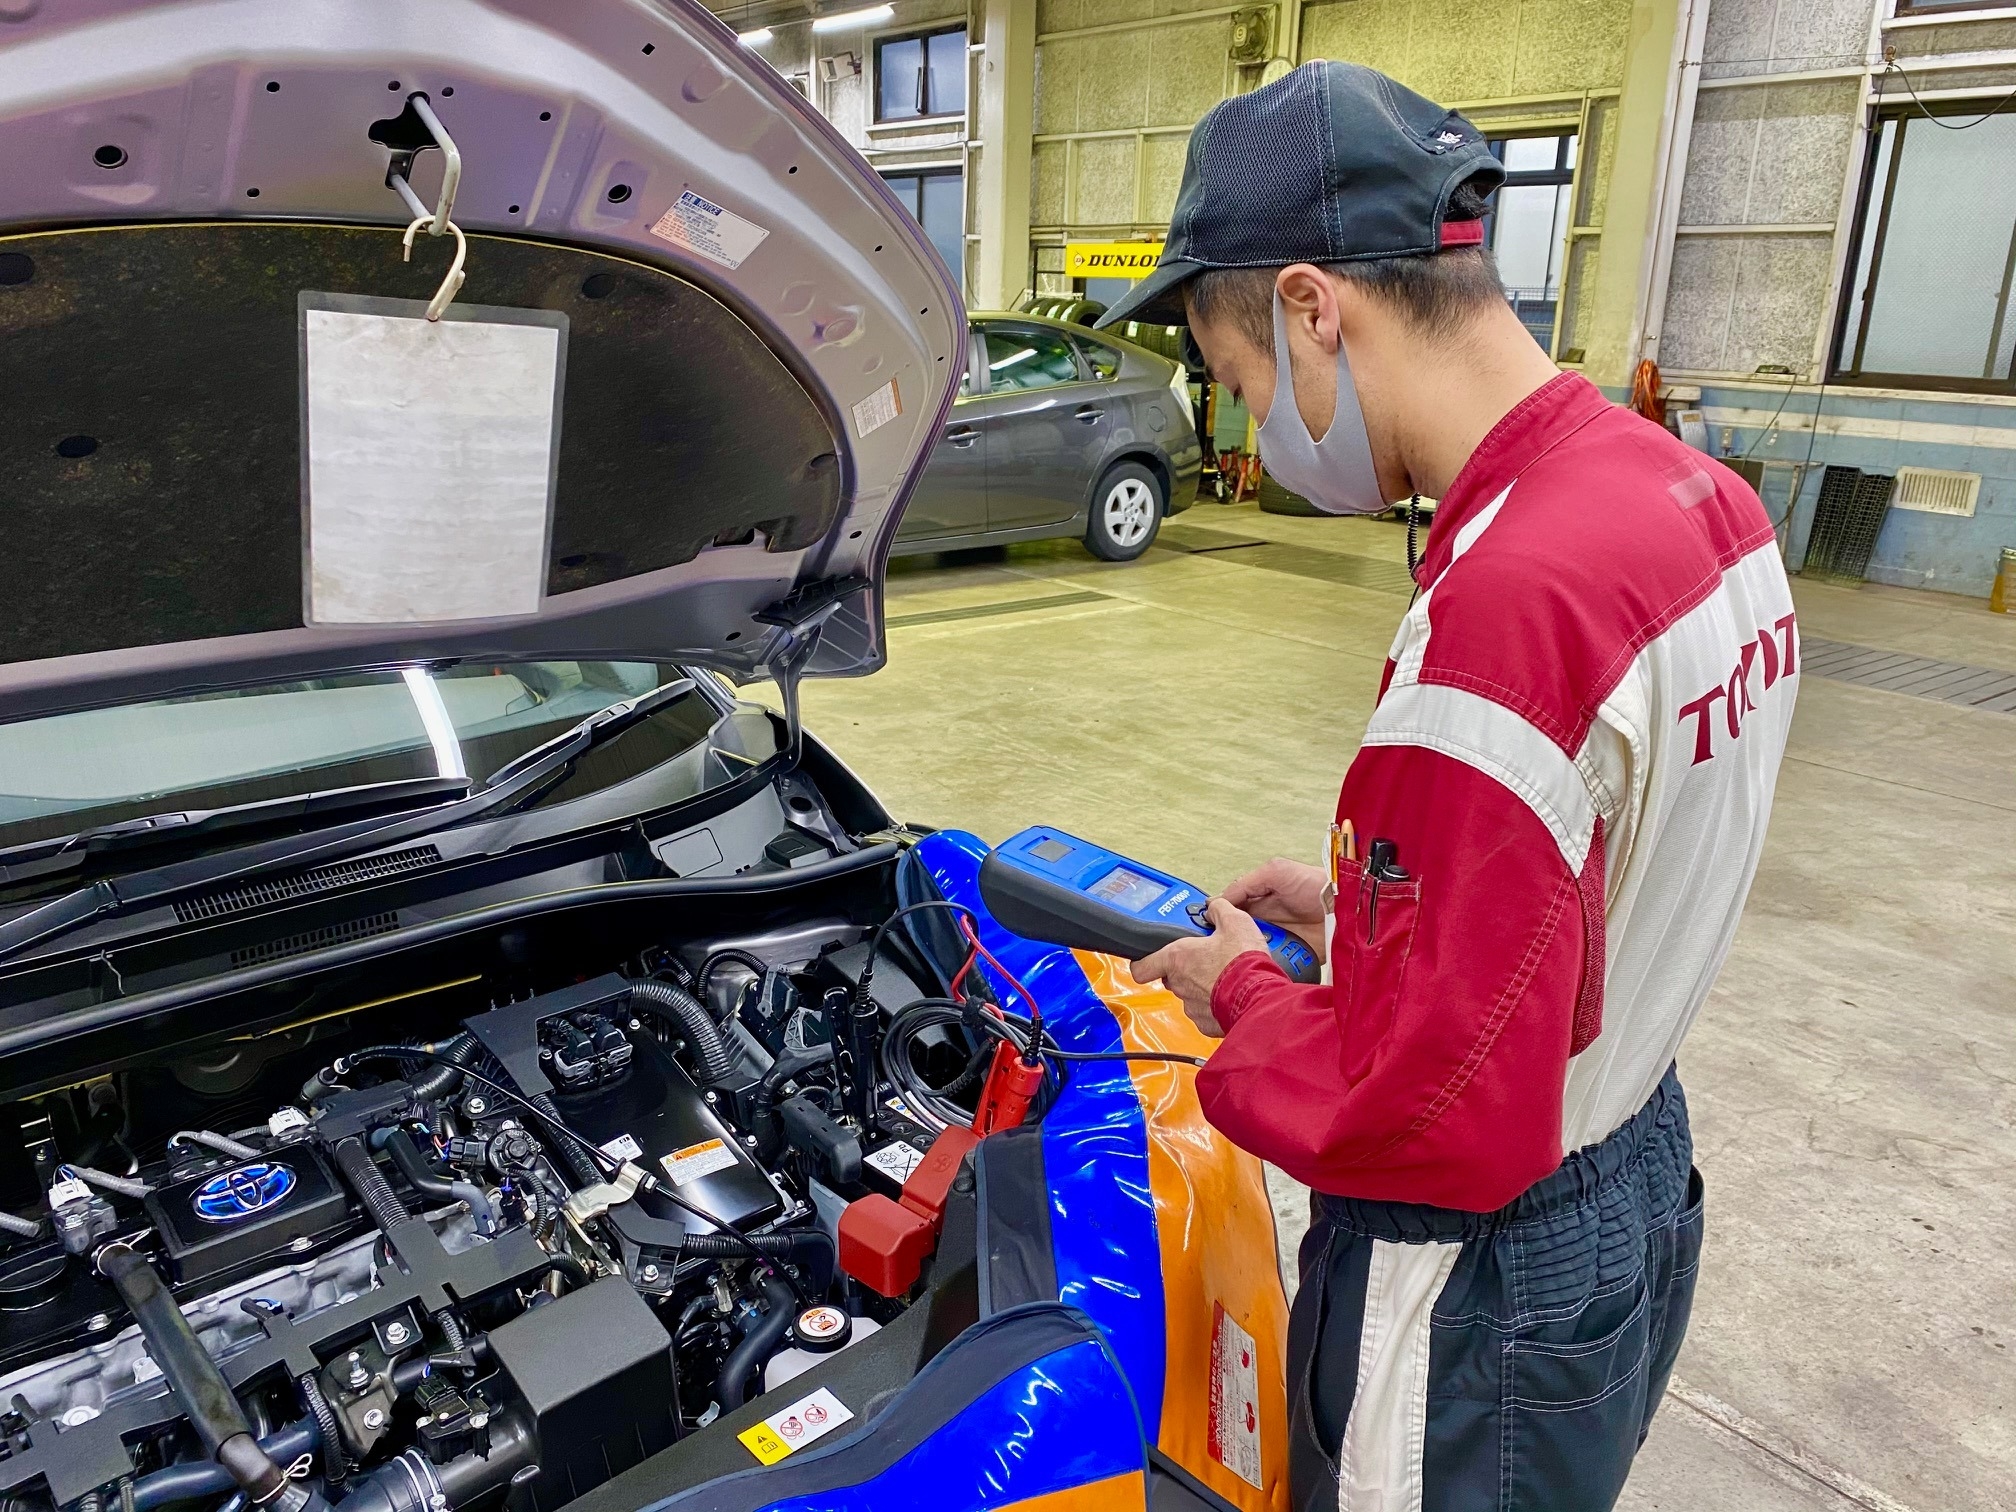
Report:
1337,1239,1462,1512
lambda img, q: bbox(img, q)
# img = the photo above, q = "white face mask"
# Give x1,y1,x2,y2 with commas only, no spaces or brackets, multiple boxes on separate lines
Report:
1254,289,1389,516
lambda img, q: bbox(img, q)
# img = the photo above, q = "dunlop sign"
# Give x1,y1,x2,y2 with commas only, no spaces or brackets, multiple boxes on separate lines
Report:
1064,241,1165,280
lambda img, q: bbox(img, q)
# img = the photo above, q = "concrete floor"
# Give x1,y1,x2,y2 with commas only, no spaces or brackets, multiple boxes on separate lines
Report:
772,500,2016,1510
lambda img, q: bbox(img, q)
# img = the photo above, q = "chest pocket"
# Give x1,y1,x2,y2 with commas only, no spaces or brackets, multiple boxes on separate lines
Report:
1330,856,1422,1085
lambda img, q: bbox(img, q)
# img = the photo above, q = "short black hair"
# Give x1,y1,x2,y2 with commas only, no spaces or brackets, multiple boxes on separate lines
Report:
1185,178,1504,351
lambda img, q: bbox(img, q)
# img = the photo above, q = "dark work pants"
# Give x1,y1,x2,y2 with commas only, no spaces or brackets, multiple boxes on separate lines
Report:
1287,1068,1703,1512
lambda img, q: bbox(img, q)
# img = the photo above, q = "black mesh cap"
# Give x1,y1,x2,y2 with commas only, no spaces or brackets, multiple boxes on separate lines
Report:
1093,61,1503,329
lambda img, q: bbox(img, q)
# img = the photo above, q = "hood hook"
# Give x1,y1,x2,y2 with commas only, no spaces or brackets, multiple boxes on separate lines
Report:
401,215,467,321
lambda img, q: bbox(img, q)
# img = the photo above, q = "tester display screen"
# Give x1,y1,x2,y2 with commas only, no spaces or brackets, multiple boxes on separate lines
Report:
1087,865,1166,913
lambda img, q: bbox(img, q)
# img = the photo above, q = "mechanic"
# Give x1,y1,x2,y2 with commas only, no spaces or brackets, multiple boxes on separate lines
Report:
1105,62,1798,1512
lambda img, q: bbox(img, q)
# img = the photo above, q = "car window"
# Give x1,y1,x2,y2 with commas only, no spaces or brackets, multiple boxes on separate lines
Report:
1072,335,1122,380
981,325,1082,392
0,662,713,855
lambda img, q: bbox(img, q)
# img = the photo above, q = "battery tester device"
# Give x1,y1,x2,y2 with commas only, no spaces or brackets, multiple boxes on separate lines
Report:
978,826,1321,984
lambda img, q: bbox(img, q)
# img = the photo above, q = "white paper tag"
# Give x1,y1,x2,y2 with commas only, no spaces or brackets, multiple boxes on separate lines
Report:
850,378,901,438
599,1134,644,1163
863,1140,925,1186
1209,1302,1263,1489
661,1137,739,1186
648,190,771,270
302,302,562,624
737,1386,854,1464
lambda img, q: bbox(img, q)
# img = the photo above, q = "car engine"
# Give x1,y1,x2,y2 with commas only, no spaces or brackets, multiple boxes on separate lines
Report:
0,918,976,1512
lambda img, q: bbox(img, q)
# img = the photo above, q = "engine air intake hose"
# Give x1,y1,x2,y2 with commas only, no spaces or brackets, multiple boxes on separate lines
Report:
330,1411,533,1512
630,978,736,1085
98,1246,297,1508
716,1274,798,1412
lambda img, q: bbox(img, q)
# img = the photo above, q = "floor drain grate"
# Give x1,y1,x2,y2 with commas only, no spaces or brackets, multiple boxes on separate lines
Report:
1801,637,2016,714
885,589,1112,628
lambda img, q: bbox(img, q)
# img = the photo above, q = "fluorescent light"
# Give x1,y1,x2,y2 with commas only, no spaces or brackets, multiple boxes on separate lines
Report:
990,347,1035,371
737,26,772,43
812,4,892,30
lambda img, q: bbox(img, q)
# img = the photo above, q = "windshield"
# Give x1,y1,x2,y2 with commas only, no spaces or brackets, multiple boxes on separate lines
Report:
0,661,722,852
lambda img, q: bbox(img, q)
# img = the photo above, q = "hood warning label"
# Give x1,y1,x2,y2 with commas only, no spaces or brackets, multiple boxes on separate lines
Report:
661,1138,738,1186
738,1386,854,1465
650,189,771,271
1209,1301,1263,1490
851,378,901,438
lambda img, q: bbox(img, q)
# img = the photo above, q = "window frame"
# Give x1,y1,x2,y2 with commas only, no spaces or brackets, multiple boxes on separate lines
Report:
970,320,1094,396
1828,101,2016,395
878,165,966,295
872,23,968,124
1070,333,1124,381
1892,0,2016,17
1483,131,1579,360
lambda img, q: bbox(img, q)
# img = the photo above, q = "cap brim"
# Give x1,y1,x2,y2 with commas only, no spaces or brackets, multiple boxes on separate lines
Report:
1090,258,1202,330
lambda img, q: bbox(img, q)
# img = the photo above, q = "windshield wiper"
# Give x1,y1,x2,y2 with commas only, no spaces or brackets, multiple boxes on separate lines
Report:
0,680,703,969
0,777,471,888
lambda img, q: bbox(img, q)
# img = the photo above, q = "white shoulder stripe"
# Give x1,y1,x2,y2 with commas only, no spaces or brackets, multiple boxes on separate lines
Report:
1362,680,1596,873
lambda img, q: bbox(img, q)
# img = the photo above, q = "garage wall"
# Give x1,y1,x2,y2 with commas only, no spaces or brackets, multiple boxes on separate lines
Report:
1650,0,2016,597
749,0,978,291
1028,0,1239,271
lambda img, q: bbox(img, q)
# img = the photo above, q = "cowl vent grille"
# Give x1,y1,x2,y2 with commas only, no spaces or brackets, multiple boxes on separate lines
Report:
231,912,401,968
175,845,443,924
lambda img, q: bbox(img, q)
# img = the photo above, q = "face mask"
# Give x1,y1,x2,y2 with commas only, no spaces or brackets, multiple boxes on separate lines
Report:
1254,289,1389,515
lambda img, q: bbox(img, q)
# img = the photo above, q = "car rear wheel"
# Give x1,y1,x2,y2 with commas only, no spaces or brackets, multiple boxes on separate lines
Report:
1085,462,1164,561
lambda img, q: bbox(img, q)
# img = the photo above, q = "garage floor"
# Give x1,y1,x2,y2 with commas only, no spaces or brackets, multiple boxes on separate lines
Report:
772,500,2016,1510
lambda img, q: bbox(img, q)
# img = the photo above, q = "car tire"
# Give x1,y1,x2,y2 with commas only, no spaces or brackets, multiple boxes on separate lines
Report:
1256,472,1323,516
1085,462,1164,561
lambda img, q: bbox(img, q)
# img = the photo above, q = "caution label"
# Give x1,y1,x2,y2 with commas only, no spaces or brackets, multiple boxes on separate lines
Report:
850,378,902,438
1208,1301,1263,1489
649,189,771,271
737,1386,854,1465
661,1138,738,1186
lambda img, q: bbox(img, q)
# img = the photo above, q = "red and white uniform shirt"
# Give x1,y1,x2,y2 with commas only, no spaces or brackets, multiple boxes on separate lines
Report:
1199,373,1797,1212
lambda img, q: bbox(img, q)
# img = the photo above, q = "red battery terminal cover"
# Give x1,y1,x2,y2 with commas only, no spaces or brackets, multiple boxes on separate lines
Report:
837,1124,980,1296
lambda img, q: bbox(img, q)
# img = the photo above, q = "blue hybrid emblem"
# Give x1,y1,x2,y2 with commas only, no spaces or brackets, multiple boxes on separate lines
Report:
190,1162,296,1224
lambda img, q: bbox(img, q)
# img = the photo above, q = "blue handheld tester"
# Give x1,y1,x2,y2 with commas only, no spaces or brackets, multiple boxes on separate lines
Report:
977,826,1322,984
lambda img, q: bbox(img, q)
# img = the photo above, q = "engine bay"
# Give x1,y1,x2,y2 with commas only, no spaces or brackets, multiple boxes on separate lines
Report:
0,899,1009,1512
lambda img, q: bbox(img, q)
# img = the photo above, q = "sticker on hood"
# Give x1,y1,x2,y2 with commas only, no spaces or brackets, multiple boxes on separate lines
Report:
851,378,901,438
649,190,771,271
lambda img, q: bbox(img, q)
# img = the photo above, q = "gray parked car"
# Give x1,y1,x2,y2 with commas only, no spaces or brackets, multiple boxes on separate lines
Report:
894,313,1202,562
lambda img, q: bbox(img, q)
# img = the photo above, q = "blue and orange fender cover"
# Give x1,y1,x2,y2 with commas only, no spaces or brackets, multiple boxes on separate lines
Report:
913,831,1291,1512
650,1303,1148,1512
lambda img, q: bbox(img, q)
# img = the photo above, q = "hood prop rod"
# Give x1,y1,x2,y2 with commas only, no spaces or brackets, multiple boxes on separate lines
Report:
384,93,462,237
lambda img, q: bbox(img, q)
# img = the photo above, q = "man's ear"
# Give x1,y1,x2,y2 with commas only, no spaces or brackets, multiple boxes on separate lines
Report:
1274,263,1341,351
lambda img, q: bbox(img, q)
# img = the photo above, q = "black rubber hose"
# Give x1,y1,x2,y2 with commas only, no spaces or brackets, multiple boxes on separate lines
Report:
629,978,736,1085
531,1253,594,1293
297,1373,346,1485
681,1229,836,1292
128,1422,319,1512
382,1129,457,1204
331,1136,407,1234
716,1275,797,1412
98,1246,290,1506
405,1033,479,1102
330,1412,534,1512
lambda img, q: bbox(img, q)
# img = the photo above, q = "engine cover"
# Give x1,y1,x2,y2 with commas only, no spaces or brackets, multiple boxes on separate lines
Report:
142,1146,351,1285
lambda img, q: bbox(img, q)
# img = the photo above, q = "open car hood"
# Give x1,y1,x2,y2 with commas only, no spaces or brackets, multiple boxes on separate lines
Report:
0,0,963,725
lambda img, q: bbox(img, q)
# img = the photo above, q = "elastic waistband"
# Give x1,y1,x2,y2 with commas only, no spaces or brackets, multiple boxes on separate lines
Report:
1314,1066,1687,1243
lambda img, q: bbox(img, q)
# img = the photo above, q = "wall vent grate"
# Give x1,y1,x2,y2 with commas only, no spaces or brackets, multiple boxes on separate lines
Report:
175,845,442,923
1892,467,1980,517
231,912,402,969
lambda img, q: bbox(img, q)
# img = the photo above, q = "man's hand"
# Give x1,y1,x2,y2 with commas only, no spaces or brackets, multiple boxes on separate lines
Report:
1222,857,1330,958
1129,897,1271,1037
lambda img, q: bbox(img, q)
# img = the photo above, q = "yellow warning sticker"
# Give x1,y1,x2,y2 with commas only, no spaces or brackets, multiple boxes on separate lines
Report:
661,1137,737,1186
737,1386,854,1465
